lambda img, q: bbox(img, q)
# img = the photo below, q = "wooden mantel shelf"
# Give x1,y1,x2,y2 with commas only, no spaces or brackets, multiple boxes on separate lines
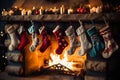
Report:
0,13,120,22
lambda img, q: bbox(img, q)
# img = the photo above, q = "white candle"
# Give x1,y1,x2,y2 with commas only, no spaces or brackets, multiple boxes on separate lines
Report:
2,9,8,16
96,6,102,13
68,8,73,14
39,6,43,15
8,10,14,15
27,10,32,15
60,5,65,14
21,9,26,15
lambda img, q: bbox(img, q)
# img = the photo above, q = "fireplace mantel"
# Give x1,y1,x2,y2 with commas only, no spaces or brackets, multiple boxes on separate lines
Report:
0,13,120,22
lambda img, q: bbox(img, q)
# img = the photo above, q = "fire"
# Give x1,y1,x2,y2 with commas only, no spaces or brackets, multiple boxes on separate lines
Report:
49,50,73,70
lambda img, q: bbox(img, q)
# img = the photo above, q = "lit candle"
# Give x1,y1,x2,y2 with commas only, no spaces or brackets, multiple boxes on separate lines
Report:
90,7,96,13
8,10,14,15
27,10,32,15
96,6,102,13
88,4,91,8
2,9,8,16
39,6,44,15
68,8,73,14
60,5,65,14
21,9,26,15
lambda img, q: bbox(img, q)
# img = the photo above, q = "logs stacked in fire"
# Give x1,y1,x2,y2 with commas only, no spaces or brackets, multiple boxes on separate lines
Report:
42,63,85,77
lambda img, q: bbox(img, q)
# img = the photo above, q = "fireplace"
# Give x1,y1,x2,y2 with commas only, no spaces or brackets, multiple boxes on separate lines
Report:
0,0,120,80
23,33,86,77
41,38,86,76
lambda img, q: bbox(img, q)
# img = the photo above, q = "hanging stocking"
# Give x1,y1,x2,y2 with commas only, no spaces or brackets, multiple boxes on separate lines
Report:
17,25,25,35
7,25,20,51
76,24,92,56
53,25,68,54
99,26,118,58
87,26,105,57
65,26,80,55
39,26,51,52
18,31,29,51
30,33,40,52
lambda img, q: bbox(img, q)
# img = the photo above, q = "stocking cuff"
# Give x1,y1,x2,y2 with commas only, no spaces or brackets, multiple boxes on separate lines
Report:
99,25,110,34
7,25,18,34
100,25,109,32
53,25,60,33
28,25,35,34
65,26,74,36
76,25,85,36
17,25,25,35
13,24,19,30
39,26,45,35
87,26,97,36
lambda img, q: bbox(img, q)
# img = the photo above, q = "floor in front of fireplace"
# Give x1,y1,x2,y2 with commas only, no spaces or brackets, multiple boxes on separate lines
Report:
0,72,83,80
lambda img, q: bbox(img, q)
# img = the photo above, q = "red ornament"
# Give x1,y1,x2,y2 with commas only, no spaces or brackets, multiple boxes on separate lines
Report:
35,9,39,15
77,8,86,14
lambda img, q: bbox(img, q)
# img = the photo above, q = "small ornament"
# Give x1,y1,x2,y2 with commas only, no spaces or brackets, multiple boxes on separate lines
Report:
68,8,73,14
60,5,65,14
77,4,87,14
35,9,39,15
2,9,8,16
44,9,49,14
77,7,86,14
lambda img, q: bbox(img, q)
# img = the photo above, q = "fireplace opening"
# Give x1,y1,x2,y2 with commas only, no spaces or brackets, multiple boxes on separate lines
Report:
42,51,86,76
32,36,87,77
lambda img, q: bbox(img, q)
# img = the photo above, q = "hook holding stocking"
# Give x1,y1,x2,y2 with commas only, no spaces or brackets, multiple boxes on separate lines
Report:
78,20,83,25
103,16,109,26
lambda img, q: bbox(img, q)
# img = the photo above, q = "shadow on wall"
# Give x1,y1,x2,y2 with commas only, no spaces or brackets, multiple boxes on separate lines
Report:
0,0,15,30
12,0,89,9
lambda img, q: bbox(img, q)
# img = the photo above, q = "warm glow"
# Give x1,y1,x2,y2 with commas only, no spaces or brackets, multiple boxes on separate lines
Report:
49,50,73,70
48,49,86,72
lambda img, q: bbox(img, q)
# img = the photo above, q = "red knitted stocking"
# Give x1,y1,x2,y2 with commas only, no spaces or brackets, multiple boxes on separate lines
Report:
18,31,29,51
39,26,51,52
53,25,68,55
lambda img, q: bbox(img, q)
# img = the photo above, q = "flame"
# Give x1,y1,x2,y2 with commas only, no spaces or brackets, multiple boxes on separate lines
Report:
49,50,73,70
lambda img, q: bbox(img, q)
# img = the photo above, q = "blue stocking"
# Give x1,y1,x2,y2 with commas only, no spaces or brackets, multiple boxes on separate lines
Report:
87,26,105,57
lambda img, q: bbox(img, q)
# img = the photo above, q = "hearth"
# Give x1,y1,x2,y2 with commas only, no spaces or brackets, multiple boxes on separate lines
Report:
42,51,86,76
